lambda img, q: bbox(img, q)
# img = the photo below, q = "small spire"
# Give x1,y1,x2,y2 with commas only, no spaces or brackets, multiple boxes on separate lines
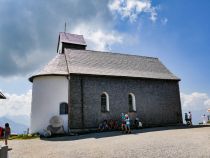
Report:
64,22,66,33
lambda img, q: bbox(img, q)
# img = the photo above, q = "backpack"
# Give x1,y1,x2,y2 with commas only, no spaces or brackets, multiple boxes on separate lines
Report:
0,127,4,137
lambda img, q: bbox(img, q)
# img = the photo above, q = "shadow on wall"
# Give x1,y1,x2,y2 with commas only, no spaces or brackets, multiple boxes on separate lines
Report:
40,125,210,142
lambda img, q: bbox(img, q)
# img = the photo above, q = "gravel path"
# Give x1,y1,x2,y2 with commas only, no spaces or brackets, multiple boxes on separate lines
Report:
7,126,210,158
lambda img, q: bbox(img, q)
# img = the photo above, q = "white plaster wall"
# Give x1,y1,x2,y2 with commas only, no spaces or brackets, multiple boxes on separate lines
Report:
30,76,69,134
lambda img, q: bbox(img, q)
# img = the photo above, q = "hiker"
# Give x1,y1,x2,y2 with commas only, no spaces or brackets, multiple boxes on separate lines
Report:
102,120,109,131
134,117,140,129
184,113,188,122
185,113,189,125
121,113,126,133
108,119,114,130
0,126,4,138
202,114,207,125
4,123,11,146
125,114,131,134
98,122,104,132
113,120,118,130
188,111,192,125
98,120,108,132
134,117,143,129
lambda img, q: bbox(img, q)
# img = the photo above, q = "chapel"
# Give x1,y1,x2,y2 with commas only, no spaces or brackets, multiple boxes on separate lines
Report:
29,32,182,133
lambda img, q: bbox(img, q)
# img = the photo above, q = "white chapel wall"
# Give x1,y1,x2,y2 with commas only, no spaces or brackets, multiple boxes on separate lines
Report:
30,75,68,134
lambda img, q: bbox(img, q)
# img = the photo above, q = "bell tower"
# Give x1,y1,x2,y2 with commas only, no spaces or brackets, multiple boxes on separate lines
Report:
57,32,87,53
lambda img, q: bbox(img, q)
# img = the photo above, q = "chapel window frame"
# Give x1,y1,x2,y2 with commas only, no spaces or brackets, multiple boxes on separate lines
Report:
101,92,110,112
59,102,68,115
128,93,136,112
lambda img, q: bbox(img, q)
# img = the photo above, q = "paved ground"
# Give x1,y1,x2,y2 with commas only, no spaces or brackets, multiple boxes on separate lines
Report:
6,126,210,158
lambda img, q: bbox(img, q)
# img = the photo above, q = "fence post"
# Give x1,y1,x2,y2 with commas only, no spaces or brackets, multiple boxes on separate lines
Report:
0,145,8,158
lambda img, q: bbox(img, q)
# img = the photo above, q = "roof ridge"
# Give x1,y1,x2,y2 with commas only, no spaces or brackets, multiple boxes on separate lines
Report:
59,32,84,37
66,49,159,60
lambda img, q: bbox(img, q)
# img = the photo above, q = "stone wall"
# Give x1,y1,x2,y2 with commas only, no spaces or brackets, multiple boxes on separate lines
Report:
69,74,182,129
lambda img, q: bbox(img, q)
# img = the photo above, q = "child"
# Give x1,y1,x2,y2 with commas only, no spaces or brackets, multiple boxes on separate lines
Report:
4,123,11,146
121,113,126,133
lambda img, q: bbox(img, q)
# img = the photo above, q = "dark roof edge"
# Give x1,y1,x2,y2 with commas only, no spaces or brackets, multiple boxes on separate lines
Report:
56,35,60,53
29,72,180,83
0,92,6,99
29,74,68,82
156,58,180,79
62,41,87,46
68,73,181,81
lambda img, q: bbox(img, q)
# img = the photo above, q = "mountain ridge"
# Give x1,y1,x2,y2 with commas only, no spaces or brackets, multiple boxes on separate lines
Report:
0,116,29,134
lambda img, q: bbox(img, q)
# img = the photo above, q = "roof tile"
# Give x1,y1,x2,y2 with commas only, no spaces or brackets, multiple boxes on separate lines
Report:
29,49,179,81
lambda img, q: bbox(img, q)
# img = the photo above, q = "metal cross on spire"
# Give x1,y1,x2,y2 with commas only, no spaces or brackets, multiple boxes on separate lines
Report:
64,22,66,33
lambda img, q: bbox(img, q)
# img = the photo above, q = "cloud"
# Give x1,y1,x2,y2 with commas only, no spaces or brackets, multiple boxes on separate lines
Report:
108,0,158,22
161,17,168,25
204,99,210,106
72,23,123,51
0,0,116,77
0,90,32,117
181,92,210,111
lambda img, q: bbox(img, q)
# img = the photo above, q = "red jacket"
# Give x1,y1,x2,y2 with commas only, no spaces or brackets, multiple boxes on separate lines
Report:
0,127,3,138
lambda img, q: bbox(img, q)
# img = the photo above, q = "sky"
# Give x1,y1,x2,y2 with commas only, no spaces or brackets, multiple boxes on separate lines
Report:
0,0,210,125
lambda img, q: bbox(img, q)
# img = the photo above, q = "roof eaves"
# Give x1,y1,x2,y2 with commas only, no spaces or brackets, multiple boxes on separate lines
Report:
0,92,6,99
69,73,181,81
29,74,68,82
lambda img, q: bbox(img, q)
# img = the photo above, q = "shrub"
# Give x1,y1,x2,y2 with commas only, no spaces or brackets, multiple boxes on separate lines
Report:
9,134,39,140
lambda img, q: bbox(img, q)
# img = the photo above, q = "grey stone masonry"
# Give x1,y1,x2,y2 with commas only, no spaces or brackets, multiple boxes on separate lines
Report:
69,74,182,129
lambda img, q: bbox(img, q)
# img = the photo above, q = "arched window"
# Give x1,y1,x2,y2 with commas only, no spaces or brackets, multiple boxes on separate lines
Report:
101,92,109,112
128,93,136,112
60,102,68,115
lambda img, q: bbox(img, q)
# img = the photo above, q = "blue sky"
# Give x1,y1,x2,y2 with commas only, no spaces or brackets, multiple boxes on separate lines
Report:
0,0,210,125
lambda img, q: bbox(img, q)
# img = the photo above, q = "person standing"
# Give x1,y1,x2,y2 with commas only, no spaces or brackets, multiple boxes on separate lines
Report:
188,112,192,125
0,126,3,138
4,123,11,146
202,114,207,125
121,113,126,133
125,114,131,134
184,113,189,125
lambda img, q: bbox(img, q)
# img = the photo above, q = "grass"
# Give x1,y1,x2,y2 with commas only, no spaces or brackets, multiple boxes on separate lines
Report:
10,134,40,140
0,134,39,140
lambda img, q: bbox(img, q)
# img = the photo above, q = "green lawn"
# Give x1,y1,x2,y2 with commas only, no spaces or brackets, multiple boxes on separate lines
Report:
0,134,39,140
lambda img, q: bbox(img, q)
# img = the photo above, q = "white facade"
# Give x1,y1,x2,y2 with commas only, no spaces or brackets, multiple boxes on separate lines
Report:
30,76,69,134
